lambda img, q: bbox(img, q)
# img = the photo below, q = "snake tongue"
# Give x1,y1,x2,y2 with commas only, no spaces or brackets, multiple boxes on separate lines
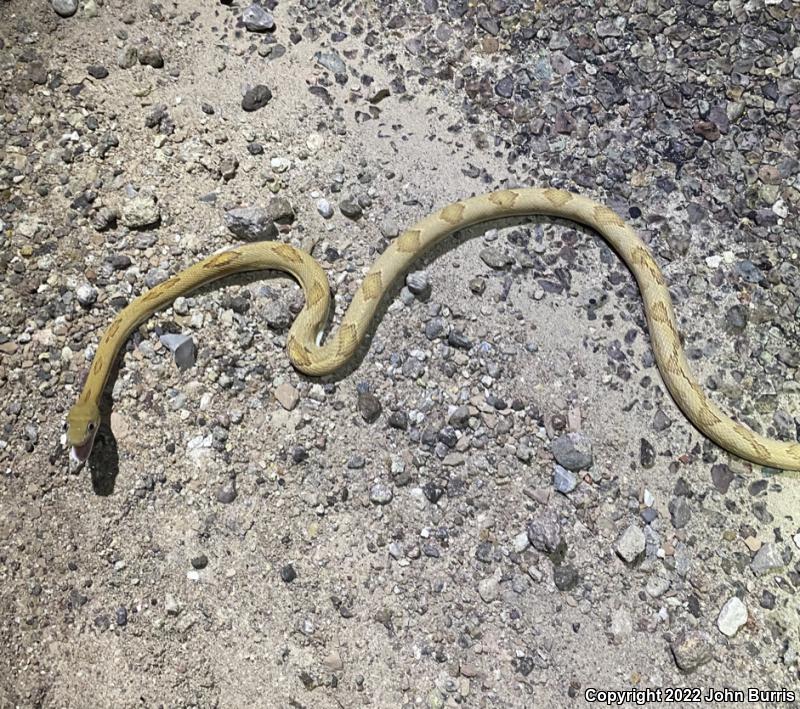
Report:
70,431,97,464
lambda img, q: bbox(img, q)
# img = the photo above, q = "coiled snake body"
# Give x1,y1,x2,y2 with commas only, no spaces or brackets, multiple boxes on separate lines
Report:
66,188,800,470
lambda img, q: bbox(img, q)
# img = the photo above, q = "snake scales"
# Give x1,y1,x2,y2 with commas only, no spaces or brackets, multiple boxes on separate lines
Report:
66,187,800,470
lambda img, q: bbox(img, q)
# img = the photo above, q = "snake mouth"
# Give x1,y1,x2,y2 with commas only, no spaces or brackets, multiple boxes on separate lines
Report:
70,430,98,464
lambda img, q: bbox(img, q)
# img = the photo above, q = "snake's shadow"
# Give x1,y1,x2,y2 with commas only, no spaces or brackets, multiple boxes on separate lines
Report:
85,355,122,496
82,213,594,494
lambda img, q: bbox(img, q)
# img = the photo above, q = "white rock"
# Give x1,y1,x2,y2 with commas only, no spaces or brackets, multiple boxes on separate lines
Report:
615,524,646,564
76,283,97,307
306,133,324,153
717,596,747,637
270,156,290,173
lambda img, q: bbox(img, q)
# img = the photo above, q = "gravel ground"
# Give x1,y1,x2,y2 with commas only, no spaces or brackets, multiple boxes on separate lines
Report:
2,0,800,707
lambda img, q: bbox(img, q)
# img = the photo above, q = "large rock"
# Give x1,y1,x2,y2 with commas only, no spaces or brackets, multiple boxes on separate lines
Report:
224,207,277,241
615,524,645,564
551,432,593,470
122,195,160,229
670,630,713,672
52,0,78,17
242,4,274,31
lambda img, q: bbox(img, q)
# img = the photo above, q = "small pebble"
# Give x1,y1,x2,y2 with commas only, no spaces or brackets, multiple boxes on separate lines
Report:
164,594,181,616
217,480,237,504
274,382,300,411
52,0,78,17
553,465,577,493
224,207,277,241
242,85,273,112
339,199,362,219
159,333,197,371
138,46,164,69
406,271,430,296
615,524,645,564
316,199,334,218
717,597,747,637
242,4,274,31
750,543,784,576
670,631,712,672
357,391,382,422
551,432,593,471
87,65,108,79
76,284,97,307
369,482,393,505
122,195,160,229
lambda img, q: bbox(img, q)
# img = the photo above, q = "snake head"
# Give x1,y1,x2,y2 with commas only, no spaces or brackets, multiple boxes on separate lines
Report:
66,402,101,464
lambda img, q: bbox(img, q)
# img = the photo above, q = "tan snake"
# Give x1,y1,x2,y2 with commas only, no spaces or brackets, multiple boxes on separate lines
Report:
66,187,800,470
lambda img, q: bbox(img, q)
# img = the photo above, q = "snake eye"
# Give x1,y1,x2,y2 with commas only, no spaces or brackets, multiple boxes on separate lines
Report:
88,422,96,431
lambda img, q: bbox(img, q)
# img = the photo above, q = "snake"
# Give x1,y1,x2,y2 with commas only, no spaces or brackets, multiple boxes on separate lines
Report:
65,187,800,470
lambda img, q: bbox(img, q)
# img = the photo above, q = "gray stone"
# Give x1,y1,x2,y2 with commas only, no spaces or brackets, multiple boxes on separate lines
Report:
553,464,577,493
652,409,671,431
138,46,164,69
242,85,272,112
316,199,334,218
380,219,399,238
217,480,237,504
144,268,169,289
750,543,785,576
263,301,291,330
76,284,97,307
52,0,78,17
314,50,346,76
406,271,430,296
596,18,623,37
526,509,561,553
358,391,382,422
369,482,393,505
668,497,692,529
224,207,277,241
477,575,499,603
242,4,274,31
479,247,513,269
512,531,530,553
268,197,294,224
710,464,734,494
645,572,671,598
122,195,160,229
339,199,362,219
551,432,593,471
670,630,713,672
615,524,645,564
553,564,579,591
717,596,747,637
118,45,138,69
159,333,197,371
87,65,108,80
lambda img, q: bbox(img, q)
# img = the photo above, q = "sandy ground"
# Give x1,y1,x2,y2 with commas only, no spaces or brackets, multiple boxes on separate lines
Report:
2,0,800,707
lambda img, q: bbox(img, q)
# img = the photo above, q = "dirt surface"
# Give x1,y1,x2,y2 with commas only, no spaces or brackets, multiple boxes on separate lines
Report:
2,0,800,707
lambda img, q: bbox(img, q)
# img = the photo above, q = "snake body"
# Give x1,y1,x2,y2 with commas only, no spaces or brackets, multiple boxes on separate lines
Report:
66,187,800,470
